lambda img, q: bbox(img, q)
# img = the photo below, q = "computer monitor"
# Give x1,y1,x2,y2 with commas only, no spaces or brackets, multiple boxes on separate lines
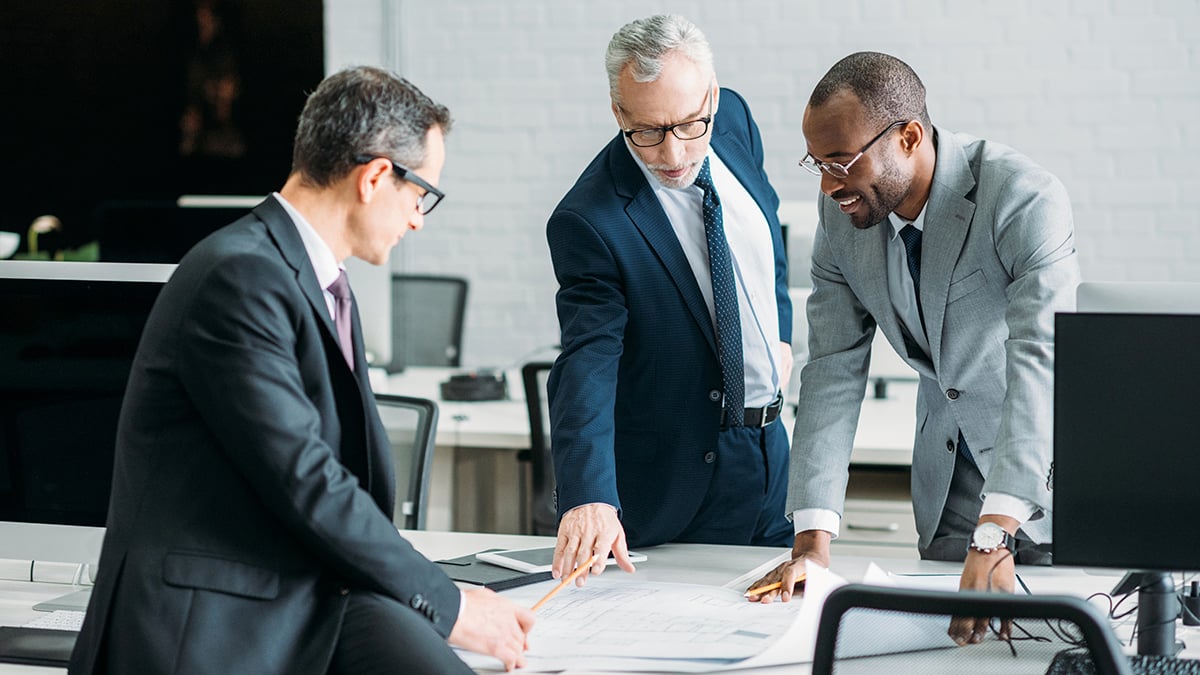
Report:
1054,281,1200,656
95,196,258,264
0,260,173,603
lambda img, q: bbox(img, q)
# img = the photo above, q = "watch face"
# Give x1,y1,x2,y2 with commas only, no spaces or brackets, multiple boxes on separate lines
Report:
973,524,1006,548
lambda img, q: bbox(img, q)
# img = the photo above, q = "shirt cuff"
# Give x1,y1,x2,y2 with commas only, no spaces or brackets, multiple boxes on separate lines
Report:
790,508,841,540
979,492,1037,524
566,502,618,515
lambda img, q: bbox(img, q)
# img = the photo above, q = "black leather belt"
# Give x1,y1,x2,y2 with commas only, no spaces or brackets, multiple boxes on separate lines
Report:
721,394,784,428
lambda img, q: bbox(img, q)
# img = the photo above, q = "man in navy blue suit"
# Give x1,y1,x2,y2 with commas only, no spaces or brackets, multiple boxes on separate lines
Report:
546,15,794,583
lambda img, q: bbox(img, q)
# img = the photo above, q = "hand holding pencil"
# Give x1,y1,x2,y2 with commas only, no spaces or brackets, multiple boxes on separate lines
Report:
745,547,827,603
532,554,598,611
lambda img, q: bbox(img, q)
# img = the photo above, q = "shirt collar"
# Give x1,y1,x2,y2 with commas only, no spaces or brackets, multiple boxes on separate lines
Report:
887,202,929,241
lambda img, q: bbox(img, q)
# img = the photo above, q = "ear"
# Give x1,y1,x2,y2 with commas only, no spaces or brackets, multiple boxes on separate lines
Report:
898,120,924,156
711,78,720,115
356,158,393,204
611,100,624,129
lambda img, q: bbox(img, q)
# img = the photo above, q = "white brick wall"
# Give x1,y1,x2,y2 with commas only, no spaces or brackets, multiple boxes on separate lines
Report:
327,0,1200,367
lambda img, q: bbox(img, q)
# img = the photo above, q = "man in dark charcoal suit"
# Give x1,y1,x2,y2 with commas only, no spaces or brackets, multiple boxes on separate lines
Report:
70,66,533,674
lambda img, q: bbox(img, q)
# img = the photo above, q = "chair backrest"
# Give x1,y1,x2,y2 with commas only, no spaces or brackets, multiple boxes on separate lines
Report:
813,583,1132,675
521,361,557,536
388,274,468,372
373,394,439,530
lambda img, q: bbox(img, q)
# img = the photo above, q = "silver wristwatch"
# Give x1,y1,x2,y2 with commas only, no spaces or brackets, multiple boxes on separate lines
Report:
968,522,1012,554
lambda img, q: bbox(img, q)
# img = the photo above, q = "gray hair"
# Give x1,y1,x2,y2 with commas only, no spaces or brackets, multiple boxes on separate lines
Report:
291,66,452,188
809,52,932,130
605,15,714,105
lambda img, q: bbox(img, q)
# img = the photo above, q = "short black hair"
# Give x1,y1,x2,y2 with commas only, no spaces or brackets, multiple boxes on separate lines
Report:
809,52,931,130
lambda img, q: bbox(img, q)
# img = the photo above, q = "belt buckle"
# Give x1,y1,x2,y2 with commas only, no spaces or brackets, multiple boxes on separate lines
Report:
757,394,783,428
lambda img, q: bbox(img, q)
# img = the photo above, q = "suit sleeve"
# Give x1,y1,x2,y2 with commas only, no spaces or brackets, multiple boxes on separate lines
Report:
545,208,627,515
786,199,875,517
986,165,1080,516
174,254,460,636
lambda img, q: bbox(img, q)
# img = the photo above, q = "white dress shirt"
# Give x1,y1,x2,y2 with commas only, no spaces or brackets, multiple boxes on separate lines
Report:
626,145,782,407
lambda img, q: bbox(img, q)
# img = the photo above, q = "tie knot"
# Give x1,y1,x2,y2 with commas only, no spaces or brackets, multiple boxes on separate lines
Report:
327,269,351,301
693,157,715,193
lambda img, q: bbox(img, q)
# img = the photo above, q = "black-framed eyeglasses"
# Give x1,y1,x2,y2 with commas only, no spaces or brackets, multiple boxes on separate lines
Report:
353,155,445,215
799,120,909,179
616,81,714,148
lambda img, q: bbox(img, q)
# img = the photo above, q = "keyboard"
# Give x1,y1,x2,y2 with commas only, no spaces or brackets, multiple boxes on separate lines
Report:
22,610,85,632
1046,650,1200,674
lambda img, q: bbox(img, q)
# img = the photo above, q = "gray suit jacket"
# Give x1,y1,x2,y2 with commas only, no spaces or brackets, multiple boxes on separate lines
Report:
786,128,1080,548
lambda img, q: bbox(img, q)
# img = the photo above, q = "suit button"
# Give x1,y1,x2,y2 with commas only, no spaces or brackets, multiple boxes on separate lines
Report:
703,451,716,464
337,585,350,596
708,390,721,402
945,388,960,400
946,440,956,453
410,594,425,610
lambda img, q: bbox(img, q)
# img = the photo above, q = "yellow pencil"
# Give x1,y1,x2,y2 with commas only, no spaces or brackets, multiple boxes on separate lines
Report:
743,573,806,598
531,554,598,611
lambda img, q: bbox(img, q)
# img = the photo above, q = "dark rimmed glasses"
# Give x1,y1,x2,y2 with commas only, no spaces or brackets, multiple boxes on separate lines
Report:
799,120,910,179
617,81,714,148
353,155,445,215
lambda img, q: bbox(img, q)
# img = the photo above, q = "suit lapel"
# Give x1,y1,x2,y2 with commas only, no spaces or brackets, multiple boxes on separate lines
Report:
712,123,774,233
349,295,395,511
254,198,341,348
255,197,392,511
609,136,719,356
918,129,976,370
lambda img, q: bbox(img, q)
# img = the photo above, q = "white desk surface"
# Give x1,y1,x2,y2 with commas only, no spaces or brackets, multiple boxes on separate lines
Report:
376,366,917,466
6,530,1196,674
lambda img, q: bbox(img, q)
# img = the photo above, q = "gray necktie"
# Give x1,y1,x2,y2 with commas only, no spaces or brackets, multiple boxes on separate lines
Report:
327,269,354,370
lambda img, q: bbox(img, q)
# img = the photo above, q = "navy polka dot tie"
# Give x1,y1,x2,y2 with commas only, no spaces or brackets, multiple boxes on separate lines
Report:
694,158,744,426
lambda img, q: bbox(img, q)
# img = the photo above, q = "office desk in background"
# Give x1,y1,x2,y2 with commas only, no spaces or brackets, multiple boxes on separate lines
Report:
375,366,919,536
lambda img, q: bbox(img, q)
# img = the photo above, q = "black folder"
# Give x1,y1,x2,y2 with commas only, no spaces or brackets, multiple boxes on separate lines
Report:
434,549,552,591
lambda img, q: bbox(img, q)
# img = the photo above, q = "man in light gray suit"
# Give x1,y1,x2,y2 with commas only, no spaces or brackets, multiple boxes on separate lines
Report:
747,52,1079,644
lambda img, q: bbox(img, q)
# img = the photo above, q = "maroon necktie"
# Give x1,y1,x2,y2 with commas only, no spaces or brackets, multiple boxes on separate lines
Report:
327,269,354,370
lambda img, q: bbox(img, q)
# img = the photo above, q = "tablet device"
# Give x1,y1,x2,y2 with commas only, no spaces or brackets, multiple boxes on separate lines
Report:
475,546,646,573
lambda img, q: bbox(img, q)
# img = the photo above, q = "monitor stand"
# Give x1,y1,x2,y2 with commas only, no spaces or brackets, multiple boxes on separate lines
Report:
1113,571,1182,657
32,588,92,612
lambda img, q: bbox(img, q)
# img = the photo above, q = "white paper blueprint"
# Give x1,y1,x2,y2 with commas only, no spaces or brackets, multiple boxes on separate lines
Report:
457,561,962,672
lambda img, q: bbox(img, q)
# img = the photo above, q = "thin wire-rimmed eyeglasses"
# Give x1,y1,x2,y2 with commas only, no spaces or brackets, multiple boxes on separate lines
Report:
799,120,910,179
353,155,445,215
616,81,714,148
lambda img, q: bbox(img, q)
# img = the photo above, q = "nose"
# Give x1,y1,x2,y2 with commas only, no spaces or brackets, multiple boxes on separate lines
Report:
408,208,426,232
820,171,845,197
655,134,688,167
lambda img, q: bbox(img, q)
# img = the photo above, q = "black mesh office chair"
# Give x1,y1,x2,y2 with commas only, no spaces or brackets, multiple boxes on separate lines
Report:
387,274,468,372
813,583,1132,675
374,394,439,530
520,362,557,536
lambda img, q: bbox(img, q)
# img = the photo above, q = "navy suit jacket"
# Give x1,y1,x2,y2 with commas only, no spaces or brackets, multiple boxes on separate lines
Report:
69,198,461,674
546,89,791,547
